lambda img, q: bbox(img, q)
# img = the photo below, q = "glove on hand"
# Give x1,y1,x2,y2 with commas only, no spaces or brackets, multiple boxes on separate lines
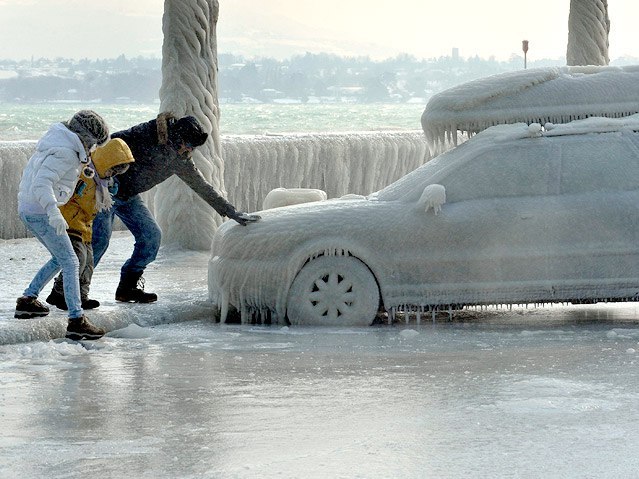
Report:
47,207,68,236
226,207,261,226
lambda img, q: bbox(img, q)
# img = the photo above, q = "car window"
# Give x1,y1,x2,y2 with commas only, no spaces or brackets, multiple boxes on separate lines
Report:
373,142,470,202
443,142,554,202
559,134,639,194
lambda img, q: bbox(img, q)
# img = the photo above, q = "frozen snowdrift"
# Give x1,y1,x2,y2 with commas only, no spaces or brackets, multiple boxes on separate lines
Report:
421,65,639,154
0,131,428,240
0,233,215,346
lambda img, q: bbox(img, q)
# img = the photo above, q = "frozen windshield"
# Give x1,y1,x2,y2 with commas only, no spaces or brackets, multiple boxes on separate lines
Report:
373,141,474,202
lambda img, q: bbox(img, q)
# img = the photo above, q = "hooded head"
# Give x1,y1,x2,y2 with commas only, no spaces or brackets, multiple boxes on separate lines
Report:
91,138,135,179
65,110,110,151
167,115,208,149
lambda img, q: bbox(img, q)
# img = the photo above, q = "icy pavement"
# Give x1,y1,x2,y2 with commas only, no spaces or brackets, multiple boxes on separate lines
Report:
0,232,216,345
2,233,639,477
2,317,639,478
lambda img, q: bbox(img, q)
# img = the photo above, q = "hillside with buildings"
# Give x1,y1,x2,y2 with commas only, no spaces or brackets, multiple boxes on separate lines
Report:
0,51,636,105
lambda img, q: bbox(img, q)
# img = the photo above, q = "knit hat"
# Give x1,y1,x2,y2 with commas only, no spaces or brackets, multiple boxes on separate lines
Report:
168,115,208,148
66,110,110,150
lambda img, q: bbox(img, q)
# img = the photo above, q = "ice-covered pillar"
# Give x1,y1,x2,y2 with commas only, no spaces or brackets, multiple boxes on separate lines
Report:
155,0,225,250
567,0,610,66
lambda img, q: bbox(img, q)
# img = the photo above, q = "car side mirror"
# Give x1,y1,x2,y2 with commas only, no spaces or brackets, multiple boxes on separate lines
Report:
417,184,446,215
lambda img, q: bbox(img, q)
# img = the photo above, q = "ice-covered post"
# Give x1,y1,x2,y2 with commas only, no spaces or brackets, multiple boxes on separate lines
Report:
522,40,529,69
567,0,610,66
155,0,225,250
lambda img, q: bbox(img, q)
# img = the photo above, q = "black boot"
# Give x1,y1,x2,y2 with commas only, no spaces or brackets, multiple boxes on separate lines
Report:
82,298,100,309
115,272,158,303
46,290,68,310
47,290,99,310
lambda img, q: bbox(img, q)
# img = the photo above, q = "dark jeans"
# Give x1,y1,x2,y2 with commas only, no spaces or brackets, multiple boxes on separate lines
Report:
52,236,94,300
92,194,161,280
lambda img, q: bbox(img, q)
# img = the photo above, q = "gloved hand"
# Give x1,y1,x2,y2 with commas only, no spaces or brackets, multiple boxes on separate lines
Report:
47,207,68,236
226,207,261,226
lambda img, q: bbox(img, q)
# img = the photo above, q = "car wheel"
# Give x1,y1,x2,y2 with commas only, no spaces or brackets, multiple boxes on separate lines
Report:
287,256,380,326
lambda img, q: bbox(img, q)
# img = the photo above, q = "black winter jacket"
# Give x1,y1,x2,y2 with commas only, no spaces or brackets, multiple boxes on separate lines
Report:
112,118,233,217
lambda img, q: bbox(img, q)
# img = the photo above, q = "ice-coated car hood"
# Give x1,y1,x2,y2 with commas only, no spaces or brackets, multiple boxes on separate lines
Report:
212,196,389,260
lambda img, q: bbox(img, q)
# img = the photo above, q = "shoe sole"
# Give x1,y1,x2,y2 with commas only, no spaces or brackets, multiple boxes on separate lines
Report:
14,311,49,319
115,297,158,303
66,332,104,341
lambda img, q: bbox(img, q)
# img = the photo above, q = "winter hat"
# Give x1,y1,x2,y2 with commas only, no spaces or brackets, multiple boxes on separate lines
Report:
65,110,110,150
91,138,135,179
168,115,208,148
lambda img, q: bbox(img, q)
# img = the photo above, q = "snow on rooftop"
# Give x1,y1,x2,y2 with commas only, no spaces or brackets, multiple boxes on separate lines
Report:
422,65,639,154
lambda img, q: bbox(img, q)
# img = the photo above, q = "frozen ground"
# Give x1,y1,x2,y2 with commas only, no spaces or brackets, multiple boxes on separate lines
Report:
1,233,639,478
0,232,216,345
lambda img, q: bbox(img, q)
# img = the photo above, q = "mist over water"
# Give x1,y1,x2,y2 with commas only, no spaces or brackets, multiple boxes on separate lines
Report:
0,102,425,141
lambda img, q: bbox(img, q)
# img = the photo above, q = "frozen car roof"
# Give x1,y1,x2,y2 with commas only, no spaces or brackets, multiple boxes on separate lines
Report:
463,112,639,143
374,114,639,203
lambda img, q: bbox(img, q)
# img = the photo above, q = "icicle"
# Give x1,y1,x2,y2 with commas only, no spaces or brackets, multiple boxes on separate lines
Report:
220,295,229,324
240,304,249,324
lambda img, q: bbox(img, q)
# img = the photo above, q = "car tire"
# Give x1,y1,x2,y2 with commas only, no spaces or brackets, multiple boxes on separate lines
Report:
286,256,380,326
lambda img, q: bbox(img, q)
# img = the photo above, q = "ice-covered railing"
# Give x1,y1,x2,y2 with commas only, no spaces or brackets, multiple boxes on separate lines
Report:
221,131,428,215
0,142,34,239
0,131,428,240
421,65,639,154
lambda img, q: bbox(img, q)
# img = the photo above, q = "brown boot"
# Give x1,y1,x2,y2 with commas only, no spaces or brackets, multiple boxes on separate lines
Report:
66,315,106,341
15,296,50,319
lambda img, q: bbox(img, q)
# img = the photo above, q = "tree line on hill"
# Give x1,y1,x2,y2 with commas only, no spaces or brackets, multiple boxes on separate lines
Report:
0,51,635,104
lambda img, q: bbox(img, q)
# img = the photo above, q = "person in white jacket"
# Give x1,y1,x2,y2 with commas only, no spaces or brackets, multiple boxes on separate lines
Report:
16,110,110,341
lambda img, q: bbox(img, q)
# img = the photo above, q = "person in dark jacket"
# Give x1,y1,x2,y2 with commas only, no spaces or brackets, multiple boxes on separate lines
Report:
92,112,259,303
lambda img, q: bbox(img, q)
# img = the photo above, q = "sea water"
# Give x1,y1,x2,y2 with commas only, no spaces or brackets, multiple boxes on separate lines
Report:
0,102,426,140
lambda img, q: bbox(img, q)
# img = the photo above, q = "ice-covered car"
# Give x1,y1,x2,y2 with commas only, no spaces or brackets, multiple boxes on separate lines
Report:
209,116,639,326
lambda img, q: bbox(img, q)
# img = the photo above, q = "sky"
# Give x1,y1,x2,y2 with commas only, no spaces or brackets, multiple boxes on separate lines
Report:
0,0,637,62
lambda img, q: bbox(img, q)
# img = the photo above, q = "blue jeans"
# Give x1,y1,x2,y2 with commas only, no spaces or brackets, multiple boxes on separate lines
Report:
92,195,161,280
20,212,83,319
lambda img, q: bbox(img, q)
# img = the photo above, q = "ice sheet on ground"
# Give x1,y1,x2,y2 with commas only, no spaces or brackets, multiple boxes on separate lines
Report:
1,316,639,478
0,232,214,345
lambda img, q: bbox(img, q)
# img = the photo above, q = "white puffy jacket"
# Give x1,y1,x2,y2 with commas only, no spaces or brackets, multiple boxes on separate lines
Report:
18,123,89,215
